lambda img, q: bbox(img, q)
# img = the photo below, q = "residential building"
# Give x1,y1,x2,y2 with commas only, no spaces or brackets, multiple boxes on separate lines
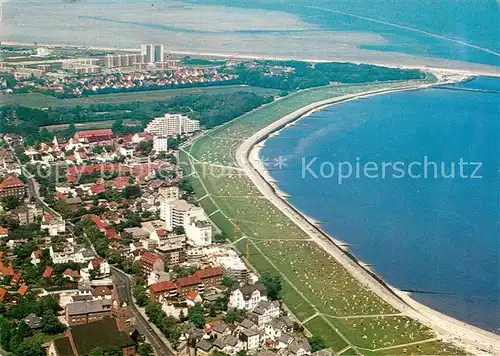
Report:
153,137,170,153
0,227,8,239
148,280,178,301
239,328,260,351
229,283,268,311
65,299,112,325
185,219,212,246
156,243,186,267
74,129,113,144
0,175,25,198
138,251,164,275
10,205,36,225
141,44,164,63
145,113,200,136
160,199,205,231
121,227,149,240
248,300,280,327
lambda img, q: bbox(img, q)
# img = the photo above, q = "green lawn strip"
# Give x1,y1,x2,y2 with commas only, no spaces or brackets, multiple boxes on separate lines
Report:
262,240,397,316
210,196,307,240
198,196,218,216
23,332,65,345
2,85,281,108
207,210,235,238
324,315,435,350
235,240,317,321
360,340,468,355
304,316,349,352
192,163,261,197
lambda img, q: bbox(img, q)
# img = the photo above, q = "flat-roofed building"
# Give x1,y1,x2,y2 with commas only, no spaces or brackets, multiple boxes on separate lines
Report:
146,114,200,136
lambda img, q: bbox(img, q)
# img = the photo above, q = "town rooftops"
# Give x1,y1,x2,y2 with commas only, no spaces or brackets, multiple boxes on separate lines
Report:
75,129,113,139
0,175,24,189
63,269,80,279
66,299,111,316
237,283,267,298
0,227,8,235
0,262,14,276
169,199,192,211
42,266,54,278
139,251,161,265
0,287,7,301
17,284,29,296
149,280,177,293
196,339,213,352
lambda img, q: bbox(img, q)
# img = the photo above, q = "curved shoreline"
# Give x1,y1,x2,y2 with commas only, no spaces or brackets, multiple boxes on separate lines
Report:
235,83,500,355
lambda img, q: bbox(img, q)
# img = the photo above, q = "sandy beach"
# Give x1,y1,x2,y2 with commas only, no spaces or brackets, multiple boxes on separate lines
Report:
235,79,500,355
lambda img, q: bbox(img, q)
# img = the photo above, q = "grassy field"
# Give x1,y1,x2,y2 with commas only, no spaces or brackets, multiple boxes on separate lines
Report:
181,80,467,355
40,119,142,132
0,85,281,108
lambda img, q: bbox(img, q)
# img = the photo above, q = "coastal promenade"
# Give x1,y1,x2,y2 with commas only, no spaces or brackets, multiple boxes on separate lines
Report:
236,84,500,355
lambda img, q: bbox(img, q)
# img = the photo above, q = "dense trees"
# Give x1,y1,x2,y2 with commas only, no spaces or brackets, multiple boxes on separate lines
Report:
228,60,425,91
187,305,205,328
144,302,182,348
308,335,326,352
0,91,273,143
259,272,282,301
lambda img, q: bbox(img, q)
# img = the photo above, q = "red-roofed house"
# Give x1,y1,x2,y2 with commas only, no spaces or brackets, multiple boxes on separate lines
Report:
63,269,80,281
0,175,25,198
113,176,129,190
138,251,164,276
0,227,8,239
176,274,201,297
105,229,119,239
42,266,54,278
74,129,113,143
186,291,202,306
88,257,110,277
17,284,28,296
86,214,109,232
0,262,14,277
194,267,224,288
11,271,22,285
90,185,106,195
0,287,8,302
148,280,177,301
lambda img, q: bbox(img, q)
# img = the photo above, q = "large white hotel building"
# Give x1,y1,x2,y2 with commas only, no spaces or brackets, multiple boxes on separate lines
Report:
146,114,200,137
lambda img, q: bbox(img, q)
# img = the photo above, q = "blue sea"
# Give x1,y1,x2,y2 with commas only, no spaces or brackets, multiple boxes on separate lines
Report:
260,77,500,333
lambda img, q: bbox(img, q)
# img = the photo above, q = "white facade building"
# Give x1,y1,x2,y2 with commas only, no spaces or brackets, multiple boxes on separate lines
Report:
160,199,205,231
185,219,212,246
229,283,268,311
146,114,200,136
153,137,170,152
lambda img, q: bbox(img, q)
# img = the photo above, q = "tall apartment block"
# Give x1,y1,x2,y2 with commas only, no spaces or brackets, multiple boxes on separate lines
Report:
141,44,164,63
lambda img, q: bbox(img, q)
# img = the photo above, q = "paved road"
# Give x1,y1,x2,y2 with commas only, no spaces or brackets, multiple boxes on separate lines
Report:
111,266,175,356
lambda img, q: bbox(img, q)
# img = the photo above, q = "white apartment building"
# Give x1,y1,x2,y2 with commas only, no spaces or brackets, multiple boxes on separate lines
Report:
229,283,268,311
141,44,164,63
153,137,170,152
146,114,200,136
160,199,205,231
185,219,212,246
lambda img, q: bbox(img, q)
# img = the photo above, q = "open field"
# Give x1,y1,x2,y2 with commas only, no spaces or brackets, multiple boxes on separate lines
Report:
180,81,467,354
0,85,281,108
40,119,142,132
